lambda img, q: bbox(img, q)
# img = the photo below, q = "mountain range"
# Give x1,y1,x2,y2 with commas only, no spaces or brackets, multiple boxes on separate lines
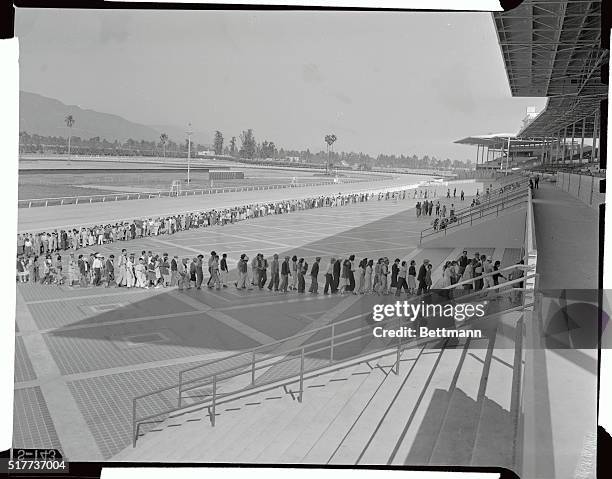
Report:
19,91,211,145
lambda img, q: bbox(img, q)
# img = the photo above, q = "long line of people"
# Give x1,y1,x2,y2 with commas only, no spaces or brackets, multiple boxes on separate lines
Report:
15,245,524,303
17,189,418,256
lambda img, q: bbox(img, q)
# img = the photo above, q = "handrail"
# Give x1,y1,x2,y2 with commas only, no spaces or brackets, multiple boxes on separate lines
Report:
419,189,528,243
131,280,534,447
442,264,534,290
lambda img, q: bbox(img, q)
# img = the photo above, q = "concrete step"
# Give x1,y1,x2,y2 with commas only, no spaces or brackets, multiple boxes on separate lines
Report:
355,344,447,464
299,355,400,464
327,347,427,465
387,341,470,466
251,364,374,463
276,364,377,464
428,335,491,466
470,316,520,468
206,365,364,463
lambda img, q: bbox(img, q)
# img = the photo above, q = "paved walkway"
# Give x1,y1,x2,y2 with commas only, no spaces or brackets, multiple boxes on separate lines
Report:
531,182,599,290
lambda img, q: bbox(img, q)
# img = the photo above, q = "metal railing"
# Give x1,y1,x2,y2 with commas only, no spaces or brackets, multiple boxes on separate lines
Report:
419,187,529,244
18,178,379,209
130,267,535,447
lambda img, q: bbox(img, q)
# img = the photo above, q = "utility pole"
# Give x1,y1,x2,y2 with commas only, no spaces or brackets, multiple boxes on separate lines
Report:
187,122,193,185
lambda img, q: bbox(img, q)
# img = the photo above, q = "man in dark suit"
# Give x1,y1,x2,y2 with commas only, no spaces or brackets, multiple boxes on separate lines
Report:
332,256,341,293
309,257,320,294
105,254,115,288
280,256,290,293
417,259,429,295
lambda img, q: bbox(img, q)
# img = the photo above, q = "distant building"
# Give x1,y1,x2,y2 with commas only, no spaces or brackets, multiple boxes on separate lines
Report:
197,150,216,157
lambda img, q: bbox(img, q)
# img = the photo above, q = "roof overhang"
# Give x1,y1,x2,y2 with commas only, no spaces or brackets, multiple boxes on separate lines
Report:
492,0,608,138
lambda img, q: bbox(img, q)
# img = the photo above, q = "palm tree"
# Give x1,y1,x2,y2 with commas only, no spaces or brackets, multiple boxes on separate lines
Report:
324,134,337,175
65,115,75,159
160,133,168,157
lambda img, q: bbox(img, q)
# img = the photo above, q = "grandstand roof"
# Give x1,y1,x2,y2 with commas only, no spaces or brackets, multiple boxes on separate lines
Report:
454,134,546,148
493,0,608,138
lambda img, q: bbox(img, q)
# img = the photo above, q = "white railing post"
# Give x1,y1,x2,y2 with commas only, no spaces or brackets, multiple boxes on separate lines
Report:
211,375,217,426
298,348,305,403
251,352,256,385
330,324,335,364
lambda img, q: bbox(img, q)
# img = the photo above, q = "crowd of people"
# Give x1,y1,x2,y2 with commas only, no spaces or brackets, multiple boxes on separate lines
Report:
17,189,417,256
15,183,525,297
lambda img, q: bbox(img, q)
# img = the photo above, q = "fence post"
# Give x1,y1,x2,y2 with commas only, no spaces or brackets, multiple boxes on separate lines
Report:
251,351,256,385
590,176,595,205
330,324,335,364
298,348,305,403
211,375,217,426
132,399,137,447
395,330,401,375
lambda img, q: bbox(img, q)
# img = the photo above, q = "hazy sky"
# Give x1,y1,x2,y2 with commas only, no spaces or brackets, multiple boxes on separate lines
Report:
15,8,546,160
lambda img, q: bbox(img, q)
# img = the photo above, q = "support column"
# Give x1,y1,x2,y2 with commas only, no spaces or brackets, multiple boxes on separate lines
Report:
570,122,576,166
549,136,554,167
580,117,585,164
561,127,567,165
593,110,599,165
476,144,480,169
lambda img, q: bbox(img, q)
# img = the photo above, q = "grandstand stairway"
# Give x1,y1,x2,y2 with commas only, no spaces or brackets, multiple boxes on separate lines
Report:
112,310,524,468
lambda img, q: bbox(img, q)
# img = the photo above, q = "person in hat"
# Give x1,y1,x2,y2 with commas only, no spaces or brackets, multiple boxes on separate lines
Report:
268,253,280,292
236,254,248,290
220,253,228,288
170,255,179,287
92,253,103,286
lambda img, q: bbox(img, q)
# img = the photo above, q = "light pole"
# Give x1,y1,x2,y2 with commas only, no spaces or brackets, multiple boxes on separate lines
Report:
186,123,193,185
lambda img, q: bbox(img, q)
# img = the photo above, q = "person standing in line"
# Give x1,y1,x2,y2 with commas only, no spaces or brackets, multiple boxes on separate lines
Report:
297,258,306,293
105,254,115,288
365,259,373,294
425,263,433,291
196,255,204,289
460,190,465,201
170,255,179,286
116,249,127,287
324,258,335,294
309,257,320,294
92,254,103,286
290,255,298,291
492,260,506,286
236,254,248,289
210,253,221,289
207,251,216,287
177,258,188,291
252,254,260,288
395,261,408,297
220,253,229,288
380,258,389,294
391,258,400,293
332,255,341,293
483,256,495,289
259,254,268,289
347,254,356,293
357,258,367,294
280,256,291,293
416,259,429,295
458,250,469,276
268,254,279,291
126,254,135,287
159,253,170,287
189,257,197,288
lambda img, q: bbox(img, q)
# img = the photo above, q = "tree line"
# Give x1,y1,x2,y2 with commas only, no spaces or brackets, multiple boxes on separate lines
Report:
19,128,472,170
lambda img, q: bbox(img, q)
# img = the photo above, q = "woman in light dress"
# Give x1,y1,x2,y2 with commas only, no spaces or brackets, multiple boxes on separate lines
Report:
364,260,373,294
461,259,475,290
357,258,367,294
126,254,135,287
441,261,453,288
290,255,298,290
135,258,147,288
338,259,349,294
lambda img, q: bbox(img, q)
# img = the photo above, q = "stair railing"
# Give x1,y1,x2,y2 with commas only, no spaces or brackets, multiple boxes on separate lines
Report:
130,275,535,447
